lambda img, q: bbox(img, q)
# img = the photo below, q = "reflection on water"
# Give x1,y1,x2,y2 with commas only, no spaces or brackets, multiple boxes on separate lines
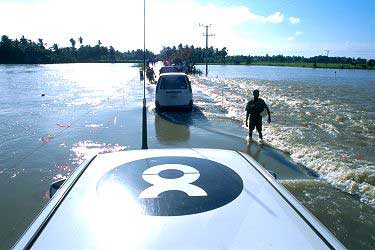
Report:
155,114,190,144
0,64,139,249
283,180,375,250
85,124,104,128
245,141,317,180
70,140,127,165
153,104,212,145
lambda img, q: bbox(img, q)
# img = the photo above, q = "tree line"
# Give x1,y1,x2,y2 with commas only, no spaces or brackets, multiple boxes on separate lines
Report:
159,44,228,64
0,35,154,64
225,54,374,68
1,35,374,68
160,44,374,68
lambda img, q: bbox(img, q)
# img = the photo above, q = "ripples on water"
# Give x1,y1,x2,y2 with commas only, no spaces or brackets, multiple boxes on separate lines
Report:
0,64,138,180
0,64,374,249
193,65,375,207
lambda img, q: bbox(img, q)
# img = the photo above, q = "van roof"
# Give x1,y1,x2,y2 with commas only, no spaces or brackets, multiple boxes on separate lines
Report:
14,149,345,250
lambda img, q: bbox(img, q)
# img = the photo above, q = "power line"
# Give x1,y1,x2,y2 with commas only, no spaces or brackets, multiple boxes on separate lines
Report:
199,23,215,76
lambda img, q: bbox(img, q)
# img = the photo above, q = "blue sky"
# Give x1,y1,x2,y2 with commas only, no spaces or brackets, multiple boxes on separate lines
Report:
1,0,374,58
200,0,375,57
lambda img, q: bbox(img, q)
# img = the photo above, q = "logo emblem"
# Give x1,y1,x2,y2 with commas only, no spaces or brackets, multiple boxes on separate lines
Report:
97,157,243,216
139,164,207,198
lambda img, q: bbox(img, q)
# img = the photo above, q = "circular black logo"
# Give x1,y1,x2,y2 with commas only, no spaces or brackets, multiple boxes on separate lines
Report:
97,157,243,216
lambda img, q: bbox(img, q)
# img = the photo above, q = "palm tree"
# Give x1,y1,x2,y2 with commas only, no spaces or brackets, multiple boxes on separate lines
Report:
52,43,59,52
109,46,116,62
69,38,76,49
38,38,44,48
78,36,83,45
20,35,28,46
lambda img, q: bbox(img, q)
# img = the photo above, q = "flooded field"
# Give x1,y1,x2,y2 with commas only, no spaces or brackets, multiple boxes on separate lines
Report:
0,63,374,249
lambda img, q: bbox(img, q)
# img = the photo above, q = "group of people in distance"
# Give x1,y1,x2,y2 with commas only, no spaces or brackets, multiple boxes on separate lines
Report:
146,66,156,84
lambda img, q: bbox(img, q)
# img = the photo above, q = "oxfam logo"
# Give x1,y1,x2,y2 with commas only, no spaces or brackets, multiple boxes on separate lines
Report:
97,157,243,216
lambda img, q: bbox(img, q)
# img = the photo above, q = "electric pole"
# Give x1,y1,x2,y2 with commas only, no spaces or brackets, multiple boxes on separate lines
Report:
324,50,330,66
142,0,148,149
199,24,215,76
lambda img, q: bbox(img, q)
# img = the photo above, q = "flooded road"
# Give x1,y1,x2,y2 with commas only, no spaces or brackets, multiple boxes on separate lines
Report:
0,63,374,249
194,65,375,206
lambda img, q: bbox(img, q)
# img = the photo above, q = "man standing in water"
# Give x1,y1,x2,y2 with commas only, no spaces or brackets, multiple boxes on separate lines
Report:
245,90,271,140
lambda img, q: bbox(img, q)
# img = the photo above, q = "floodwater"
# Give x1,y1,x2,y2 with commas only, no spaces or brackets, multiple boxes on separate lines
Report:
194,65,375,205
0,63,374,249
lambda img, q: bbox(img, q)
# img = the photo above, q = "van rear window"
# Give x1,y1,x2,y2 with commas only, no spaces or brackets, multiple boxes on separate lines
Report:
159,75,188,89
160,67,179,74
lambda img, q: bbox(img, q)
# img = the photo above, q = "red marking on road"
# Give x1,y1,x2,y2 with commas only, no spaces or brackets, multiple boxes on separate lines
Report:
340,153,365,161
44,191,50,200
354,153,365,159
340,156,351,161
40,135,54,143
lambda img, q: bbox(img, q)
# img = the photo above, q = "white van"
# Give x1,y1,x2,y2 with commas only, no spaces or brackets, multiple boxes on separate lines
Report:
155,73,193,111
159,66,179,74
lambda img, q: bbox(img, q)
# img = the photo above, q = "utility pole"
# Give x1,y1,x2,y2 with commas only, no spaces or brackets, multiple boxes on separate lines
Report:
142,0,148,149
199,24,215,76
324,50,330,66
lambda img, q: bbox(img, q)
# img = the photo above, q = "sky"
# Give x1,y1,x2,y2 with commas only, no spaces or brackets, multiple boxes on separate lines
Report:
0,0,374,58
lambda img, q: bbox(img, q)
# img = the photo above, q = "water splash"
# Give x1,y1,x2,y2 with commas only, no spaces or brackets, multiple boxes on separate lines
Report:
191,75,375,207
85,124,103,128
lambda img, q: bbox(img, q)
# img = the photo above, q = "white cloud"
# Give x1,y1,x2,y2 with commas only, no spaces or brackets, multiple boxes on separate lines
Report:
249,11,284,23
287,31,303,42
288,16,300,24
0,0,284,54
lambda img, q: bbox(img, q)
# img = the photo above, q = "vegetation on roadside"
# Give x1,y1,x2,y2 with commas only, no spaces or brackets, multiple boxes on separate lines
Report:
1,35,374,70
221,56,374,70
157,44,374,70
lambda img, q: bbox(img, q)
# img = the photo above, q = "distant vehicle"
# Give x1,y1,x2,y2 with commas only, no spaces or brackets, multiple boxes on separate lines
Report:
159,66,179,74
155,73,193,111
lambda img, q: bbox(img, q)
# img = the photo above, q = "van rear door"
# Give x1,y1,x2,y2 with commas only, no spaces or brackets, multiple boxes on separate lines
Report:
157,75,191,106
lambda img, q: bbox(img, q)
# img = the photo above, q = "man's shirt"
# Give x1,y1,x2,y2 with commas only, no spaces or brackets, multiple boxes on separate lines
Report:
246,98,267,119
